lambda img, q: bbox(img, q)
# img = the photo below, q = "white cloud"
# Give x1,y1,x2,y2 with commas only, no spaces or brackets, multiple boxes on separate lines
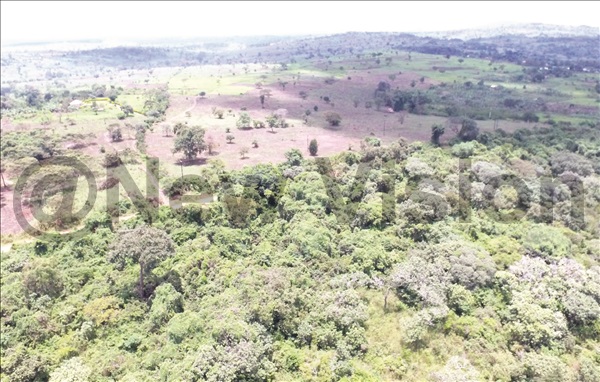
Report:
2,1,599,44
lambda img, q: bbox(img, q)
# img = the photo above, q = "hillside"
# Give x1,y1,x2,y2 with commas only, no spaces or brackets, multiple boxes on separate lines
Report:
1,23,600,382
414,22,600,39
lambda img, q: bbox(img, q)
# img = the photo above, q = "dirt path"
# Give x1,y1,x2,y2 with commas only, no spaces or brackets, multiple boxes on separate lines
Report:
171,95,199,121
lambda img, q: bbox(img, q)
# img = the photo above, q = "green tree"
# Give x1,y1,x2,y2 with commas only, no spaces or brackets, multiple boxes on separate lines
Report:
23,260,63,298
325,111,342,126
285,148,303,166
108,124,122,142
49,357,91,382
173,125,206,160
309,139,318,156
121,104,134,117
236,112,252,129
431,124,445,146
458,118,479,142
265,114,279,133
108,226,175,298
135,124,147,153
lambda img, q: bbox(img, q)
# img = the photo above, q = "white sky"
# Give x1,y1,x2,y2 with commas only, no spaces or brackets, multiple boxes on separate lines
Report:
2,1,599,44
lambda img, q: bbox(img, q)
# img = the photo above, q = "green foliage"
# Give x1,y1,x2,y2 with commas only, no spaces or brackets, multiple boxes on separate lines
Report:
284,148,303,166
23,260,64,298
1,111,599,381
522,225,571,259
458,118,479,142
236,112,252,129
1,130,59,161
108,226,175,297
451,141,477,158
166,311,203,343
325,111,342,126
102,152,122,168
148,283,183,330
172,125,206,160
431,124,445,146
48,357,91,382
309,138,319,156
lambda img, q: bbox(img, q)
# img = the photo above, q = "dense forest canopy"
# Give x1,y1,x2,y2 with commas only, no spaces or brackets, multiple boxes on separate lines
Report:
2,121,600,381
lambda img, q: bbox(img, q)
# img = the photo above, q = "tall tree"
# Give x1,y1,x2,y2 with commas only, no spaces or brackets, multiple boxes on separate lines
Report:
431,124,445,146
173,125,206,160
108,226,175,298
309,139,319,156
458,118,479,142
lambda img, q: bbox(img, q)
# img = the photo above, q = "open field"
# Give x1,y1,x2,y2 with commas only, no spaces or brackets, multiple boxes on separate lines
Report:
1,38,598,237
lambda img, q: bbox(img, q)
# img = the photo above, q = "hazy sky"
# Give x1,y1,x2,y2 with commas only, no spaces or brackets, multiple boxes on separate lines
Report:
2,1,599,44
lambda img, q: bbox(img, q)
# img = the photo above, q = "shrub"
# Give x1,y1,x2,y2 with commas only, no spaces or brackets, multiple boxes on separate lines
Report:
236,112,252,129
149,283,183,330
451,141,477,158
309,139,318,156
551,152,594,177
102,152,122,168
522,225,571,259
166,311,203,343
458,118,479,142
98,176,119,190
23,260,63,298
285,149,303,166
325,111,342,126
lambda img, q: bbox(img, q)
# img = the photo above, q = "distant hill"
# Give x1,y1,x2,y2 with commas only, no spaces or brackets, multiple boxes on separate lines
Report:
413,23,599,40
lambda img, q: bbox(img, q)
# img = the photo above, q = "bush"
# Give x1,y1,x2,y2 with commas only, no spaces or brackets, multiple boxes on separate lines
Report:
102,152,122,168
451,141,477,158
285,149,303,166
309,139,318,156
458,118,479,142
325,111,342,126
551,152,594,177
522,225,571,259
98,176,119,190
166,311,203,343
447,284,475,315
23,260,63,298
236,112,252,129
149,283,184,330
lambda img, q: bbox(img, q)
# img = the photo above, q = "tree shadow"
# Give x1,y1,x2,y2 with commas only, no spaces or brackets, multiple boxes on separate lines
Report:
176,158,207,166
323,124,343,132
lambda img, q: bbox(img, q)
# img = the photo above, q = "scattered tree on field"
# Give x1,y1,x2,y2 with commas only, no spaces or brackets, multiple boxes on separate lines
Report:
309,139,318,156
325,111,342,126
172,125,206,160
108,124,122,142
236,112,252,129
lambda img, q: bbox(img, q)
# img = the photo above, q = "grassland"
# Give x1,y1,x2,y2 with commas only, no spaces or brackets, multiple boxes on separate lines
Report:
1,45,598,238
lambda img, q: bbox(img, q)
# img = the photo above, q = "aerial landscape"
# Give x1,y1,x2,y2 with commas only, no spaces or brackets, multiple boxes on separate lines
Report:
1,1,599,381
